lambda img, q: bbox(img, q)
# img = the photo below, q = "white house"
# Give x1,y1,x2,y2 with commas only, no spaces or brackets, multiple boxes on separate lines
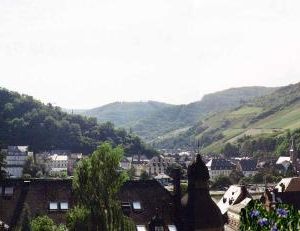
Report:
206,158,235,181
49,154,68,172
276,156,292,170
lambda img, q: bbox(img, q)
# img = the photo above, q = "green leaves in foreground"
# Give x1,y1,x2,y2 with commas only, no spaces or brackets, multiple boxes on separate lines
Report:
240,201,300,231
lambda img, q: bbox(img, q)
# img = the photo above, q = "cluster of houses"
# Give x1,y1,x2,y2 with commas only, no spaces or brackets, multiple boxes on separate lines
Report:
1,141,300,230
2,153,300,231
120,152,259,184
126,139,300,186
1,146,83,178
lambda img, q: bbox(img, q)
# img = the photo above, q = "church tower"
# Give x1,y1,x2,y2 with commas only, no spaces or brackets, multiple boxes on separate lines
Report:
181,155,224,231
290,138,298,174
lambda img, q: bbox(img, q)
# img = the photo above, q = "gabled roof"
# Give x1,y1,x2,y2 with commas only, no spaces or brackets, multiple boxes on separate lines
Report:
118,180,175,225
206,159,235,170
263,189,300,211
275,177,300,192
276,156,291,165
7,146,28,155
239,159,257,171
217,185,251,214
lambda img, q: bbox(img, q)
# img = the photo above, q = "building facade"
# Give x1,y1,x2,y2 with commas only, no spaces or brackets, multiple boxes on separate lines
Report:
206,158,235,181
3,146,32,178
147,155,175,176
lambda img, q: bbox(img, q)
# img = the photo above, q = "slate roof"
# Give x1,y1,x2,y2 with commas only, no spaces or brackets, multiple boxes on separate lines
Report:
0,179,176,229
206,159,235,170
0,179,74,228
7,146,28,155
239,159,257,171
262,189,300,211
118,180,175,226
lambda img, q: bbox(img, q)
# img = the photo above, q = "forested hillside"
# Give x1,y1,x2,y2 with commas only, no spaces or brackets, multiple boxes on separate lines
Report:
0,88,157,157
76,87,275,141
155,82,300,155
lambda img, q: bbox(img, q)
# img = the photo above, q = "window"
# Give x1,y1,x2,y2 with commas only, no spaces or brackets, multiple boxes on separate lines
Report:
60,202,69,210
136,225,147,231
121,202,131,214
4,187,13,196
49,202,58,210
155,227,164,231
132,201,142,210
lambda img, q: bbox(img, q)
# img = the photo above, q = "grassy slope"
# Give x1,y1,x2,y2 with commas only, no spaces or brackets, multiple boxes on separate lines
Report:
198,83,300,153
129,87,276,140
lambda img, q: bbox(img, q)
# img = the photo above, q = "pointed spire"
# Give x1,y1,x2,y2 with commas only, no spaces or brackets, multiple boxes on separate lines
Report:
290,137,295,152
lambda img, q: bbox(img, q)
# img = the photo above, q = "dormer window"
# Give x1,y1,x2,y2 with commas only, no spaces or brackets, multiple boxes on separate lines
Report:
4,187,13,196
49,202,58,210
132,201,142,210
121,202,131,215
168,225,177,231
60,202,69,210
155,227,164,231
136,225,147,231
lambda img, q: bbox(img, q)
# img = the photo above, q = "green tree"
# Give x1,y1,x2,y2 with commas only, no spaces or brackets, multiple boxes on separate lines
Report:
23,156,41,178
211,175,232,190
165,163,183,177
229,169,244,184
72,143,135,231
126,166,136,180
140,170,150,180
20,204,31,231
66,206,90,231
30,215,56,231
222,143,239,158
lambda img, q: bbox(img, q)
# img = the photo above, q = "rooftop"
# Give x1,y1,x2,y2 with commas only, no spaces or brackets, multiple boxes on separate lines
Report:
206,158,235,170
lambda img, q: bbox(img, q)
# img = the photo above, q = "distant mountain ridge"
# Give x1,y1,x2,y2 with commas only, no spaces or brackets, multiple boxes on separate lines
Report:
156,82,300,153
73,86,276,142
81,101,172,128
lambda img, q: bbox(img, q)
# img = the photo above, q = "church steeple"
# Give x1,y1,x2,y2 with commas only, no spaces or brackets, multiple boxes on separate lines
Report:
181,154,224,231
290,137,298,174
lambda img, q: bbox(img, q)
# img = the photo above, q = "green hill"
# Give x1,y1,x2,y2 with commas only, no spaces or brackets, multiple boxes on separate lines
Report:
155,83,300,154
76,87,275,141
0,88,157,157
80,101,172,127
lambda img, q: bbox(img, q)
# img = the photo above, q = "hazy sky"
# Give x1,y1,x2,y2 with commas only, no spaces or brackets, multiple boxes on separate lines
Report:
1,0,300,109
